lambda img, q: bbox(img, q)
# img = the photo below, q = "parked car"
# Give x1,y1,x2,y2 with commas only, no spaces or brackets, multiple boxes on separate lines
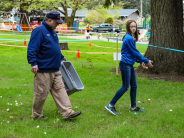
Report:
91,23,120,33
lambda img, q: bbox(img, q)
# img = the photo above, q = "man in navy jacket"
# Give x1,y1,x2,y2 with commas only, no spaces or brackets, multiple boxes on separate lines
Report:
27,11,81,120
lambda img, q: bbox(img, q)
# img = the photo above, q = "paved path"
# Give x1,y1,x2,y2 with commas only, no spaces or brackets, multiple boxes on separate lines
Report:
58,34,149,44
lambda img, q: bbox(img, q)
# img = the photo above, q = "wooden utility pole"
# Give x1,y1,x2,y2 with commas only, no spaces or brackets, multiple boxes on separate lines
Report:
116,38,119,76
140,0,143,26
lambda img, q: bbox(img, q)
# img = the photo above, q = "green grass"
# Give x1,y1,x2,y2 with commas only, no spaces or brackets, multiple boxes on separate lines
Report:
0,34,183,138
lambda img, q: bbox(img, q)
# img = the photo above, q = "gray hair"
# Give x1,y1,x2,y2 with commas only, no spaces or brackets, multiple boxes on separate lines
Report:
44,17,50,21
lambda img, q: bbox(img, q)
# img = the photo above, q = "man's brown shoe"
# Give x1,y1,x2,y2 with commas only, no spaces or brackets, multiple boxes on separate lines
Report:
63,111,81,120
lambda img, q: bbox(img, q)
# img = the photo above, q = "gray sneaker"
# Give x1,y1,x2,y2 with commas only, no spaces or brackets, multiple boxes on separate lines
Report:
105,104,119,115
130,107,144,112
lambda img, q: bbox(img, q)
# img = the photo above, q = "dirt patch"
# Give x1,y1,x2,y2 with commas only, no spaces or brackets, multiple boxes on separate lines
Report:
110,68,184,83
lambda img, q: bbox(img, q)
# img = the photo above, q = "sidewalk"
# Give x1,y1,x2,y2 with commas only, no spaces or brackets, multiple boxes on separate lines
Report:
59,34,106,40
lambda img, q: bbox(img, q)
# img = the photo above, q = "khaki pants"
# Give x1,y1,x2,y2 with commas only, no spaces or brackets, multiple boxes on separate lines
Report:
31,71,75,119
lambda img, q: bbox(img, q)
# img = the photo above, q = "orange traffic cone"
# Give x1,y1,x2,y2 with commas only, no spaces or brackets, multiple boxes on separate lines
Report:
89,42,91,47
24,39,26,46
76,49,80,58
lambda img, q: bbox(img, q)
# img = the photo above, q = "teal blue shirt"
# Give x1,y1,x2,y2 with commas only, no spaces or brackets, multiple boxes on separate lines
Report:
120,33,149,65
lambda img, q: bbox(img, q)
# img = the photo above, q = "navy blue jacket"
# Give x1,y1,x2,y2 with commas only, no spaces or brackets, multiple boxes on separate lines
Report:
120,33,149,65
27,20,64,72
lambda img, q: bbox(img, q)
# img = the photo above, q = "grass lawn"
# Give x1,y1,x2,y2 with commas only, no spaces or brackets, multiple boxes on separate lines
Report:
0,34,183,138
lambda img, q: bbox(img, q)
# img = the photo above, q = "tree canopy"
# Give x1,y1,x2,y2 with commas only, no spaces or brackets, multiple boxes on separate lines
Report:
104,0,151,17
86,6,119,24
1,0,150,28
122,0,151,17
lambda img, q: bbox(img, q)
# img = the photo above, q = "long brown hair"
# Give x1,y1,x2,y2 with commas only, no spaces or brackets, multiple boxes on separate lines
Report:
122,20,138,42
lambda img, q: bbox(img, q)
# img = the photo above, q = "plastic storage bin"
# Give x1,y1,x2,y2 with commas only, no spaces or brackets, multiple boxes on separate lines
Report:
59,61,84,95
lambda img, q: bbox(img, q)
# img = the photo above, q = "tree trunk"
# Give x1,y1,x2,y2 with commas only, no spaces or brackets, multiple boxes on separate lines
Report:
59,42,68,50
138,0,184,75
67,9,77,30
58,2,78,30
19,1,29,24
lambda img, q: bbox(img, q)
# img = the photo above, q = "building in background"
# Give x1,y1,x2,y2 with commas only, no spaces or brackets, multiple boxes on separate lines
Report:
3,8,139,24
59,8,139,22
